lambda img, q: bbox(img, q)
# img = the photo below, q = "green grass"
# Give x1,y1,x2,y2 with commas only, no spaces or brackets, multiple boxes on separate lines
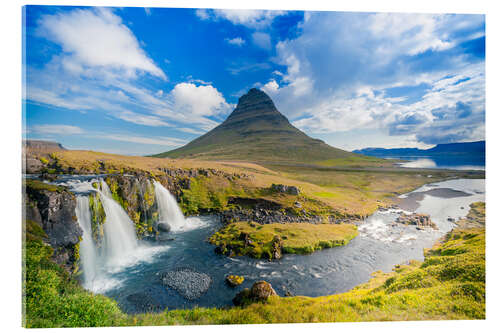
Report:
24,179,66,193
209,222,358,259
23,220,124,328
23,202,485,327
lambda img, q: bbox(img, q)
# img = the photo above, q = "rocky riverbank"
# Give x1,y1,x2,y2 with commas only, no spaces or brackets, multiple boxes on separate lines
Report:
24,179,82,273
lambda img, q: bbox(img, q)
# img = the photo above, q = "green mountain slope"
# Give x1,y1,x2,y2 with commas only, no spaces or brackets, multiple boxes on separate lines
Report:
154,88,376,164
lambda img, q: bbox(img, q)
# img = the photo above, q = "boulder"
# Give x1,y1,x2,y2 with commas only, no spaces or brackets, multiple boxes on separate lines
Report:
233,281,278,306
157,222,171,233
271,235,283,259
226,275,244,287
270,184,300,195
24,157,44,173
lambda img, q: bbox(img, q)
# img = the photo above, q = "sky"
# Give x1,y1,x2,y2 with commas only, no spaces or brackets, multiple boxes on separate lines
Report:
23,6,485,155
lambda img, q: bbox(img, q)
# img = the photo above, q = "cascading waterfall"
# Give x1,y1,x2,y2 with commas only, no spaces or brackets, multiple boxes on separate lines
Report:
75,196,98,289
73,178,197,293
97,180,139,265
153,180,186,231
73,179,142,292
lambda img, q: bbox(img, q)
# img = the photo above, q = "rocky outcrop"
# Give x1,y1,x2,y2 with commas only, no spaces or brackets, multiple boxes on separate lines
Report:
233,281,278,306
396,213,438,230
24,157,45,174
270,184,300,195
220,208,324,225
159,268,212,300
271,235,283,259
24,180,82,273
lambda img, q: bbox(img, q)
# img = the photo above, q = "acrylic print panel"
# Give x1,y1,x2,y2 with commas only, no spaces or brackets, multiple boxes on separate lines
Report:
22,4,485,328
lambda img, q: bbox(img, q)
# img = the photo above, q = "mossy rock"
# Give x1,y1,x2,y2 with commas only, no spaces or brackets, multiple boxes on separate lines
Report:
226,275,244,287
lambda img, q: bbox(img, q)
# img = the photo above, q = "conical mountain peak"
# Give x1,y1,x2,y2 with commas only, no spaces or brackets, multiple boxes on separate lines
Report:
224,88,282,125
154,88,356,163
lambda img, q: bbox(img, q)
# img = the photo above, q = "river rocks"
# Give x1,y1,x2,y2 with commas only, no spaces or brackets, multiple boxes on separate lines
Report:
160,268,212,300
396,213,438,230
126,292,163,312
233,281,278,306
271,235,283,260
156,222,171,233
226,275,244,287
220,208,323,225
270,184,300,195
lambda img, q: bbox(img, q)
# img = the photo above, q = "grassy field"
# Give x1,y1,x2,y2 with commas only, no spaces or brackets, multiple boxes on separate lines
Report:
209,222,358,259
23,201,485,327
26,149,484,217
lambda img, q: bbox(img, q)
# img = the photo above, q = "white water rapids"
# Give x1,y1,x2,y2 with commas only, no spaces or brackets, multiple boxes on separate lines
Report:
71,178,200,293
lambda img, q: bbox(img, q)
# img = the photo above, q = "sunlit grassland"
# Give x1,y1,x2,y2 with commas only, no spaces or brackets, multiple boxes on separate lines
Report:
29,149,483,217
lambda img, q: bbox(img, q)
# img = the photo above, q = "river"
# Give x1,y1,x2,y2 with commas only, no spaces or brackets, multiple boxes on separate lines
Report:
51,175,484,313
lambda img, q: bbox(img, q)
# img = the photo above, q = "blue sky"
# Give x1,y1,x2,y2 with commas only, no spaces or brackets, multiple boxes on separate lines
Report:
23,6,485,155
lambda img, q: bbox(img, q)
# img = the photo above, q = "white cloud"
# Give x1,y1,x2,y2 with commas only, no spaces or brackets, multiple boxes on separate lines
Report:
227,61,271,75
115,110,170,127
369,13,454,57
225,37,246,46
261,80,279,94
252,32,271,50
196,9,286,28
176,127,206,135
26,87,92,111
32,124,84,135
260,12,484,146
195,9,210,20
171,83,232,117
38,8,165,79
95,134,187,147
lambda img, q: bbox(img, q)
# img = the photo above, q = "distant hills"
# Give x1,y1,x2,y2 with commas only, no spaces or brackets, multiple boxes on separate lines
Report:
353,141,485,157
23,140,66,151
154,88,376,164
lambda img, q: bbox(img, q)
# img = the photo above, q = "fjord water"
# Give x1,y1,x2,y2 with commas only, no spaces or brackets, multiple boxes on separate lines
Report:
394,155,485,170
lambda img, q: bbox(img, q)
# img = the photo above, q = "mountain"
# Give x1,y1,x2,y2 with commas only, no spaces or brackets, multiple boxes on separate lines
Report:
154,88,366,163
353,141,485,157
23,140,66,151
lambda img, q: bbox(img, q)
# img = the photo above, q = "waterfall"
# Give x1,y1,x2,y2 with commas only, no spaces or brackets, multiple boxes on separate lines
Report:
75,196,98,289
98,180,138,264
73,178,188,293
153,180,186,231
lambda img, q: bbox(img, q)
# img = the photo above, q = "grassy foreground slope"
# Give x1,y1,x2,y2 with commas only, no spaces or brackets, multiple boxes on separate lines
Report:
23,202,485,327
